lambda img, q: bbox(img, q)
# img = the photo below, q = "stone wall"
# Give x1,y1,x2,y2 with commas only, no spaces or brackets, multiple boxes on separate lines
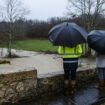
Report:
0,67,98,105
0,69,37,104
38,68,98,95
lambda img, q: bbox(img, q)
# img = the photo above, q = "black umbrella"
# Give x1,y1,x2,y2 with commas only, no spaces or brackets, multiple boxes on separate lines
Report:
48,22,87,47
88,30,105,54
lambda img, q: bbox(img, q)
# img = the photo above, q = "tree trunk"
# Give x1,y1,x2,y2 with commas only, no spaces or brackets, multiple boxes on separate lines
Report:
8,33,12,57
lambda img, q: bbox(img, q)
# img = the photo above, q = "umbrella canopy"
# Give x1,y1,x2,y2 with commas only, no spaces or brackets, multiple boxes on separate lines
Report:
88,30,105,54
48,22,87,47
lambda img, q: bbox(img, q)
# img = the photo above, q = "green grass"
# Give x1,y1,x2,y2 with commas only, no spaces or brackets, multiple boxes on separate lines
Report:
2,39,90,54
12,40,58,52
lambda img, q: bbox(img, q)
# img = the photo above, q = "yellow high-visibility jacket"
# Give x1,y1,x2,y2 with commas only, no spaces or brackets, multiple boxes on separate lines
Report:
58,45,82,58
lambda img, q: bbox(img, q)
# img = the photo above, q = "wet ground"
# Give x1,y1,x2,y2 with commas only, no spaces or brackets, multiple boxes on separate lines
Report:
15,82,105,105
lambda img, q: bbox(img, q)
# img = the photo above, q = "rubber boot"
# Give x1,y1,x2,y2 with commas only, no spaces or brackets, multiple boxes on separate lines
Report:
95,80,104,90
71,80,76,88
64,80,69,95
71,80,76,94
64,80,69,88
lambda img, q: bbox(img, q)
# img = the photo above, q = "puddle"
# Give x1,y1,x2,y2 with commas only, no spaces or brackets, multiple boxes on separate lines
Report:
14,82,105,105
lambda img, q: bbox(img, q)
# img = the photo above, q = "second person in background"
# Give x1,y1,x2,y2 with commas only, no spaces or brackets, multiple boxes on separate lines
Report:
95,52,105,89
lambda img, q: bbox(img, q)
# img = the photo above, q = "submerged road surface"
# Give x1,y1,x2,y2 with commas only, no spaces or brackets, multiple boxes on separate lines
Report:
15,82,105,105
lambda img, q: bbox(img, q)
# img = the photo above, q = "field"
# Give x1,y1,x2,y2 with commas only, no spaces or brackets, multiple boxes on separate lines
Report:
2,39,89,55
12,40,58,52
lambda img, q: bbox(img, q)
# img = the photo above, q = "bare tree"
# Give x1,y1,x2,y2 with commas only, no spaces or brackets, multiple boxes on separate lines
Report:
2,0,29,57
67,0,105,31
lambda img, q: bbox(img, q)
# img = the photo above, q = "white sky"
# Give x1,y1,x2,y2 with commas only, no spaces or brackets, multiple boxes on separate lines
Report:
0,0,68,21
23,0,68,21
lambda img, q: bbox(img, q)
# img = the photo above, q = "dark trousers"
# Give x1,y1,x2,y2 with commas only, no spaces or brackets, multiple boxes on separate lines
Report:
98,68,105,80
63,58,78,80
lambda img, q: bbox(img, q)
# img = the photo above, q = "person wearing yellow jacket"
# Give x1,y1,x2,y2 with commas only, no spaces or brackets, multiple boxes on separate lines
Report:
58,45,82,91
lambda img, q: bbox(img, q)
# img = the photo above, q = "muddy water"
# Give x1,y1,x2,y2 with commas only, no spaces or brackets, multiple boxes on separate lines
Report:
16,82,105,105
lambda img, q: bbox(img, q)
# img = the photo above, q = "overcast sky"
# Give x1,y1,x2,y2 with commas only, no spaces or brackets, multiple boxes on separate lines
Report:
23,0,68,21
0,0,68,21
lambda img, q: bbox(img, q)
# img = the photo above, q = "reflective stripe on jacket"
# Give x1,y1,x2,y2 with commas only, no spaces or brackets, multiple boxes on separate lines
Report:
58,45,82,58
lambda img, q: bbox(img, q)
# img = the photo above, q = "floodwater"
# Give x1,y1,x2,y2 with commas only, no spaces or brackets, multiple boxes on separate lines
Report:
16,82,105,105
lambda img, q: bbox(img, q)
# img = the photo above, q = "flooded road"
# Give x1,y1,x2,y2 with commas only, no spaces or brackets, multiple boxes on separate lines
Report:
15,82,105,105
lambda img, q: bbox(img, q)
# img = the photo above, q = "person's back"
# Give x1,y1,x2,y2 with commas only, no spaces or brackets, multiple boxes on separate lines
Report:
58,45,82,94
96,53,105,68
58,45,82,58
